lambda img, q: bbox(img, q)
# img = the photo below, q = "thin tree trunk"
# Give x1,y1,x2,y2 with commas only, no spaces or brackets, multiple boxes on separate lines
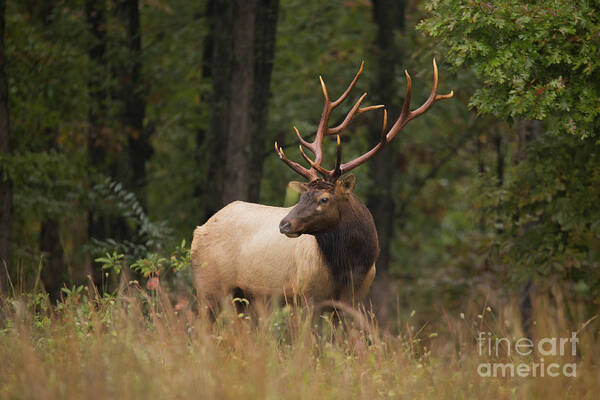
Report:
477,134,485,174
85,0,108,288
40,220,64,302
514,119,542,337
367,0,405,324
247,0,278,203
193,0,216,213
494,133,504,186
115,0,151,205
0,0,11,295
476,134,485,231
123,0,151,202
39,160,64,301
32,0,67,300
202,0,232,220
85,0,107,170
367,0,405,273
203,0,279,218
221,1,257,204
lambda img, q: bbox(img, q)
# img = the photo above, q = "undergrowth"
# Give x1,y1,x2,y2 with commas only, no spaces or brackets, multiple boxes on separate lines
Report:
0,276,598,399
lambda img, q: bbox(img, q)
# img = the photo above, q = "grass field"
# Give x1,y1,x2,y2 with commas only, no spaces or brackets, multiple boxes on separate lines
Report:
0,283,598,400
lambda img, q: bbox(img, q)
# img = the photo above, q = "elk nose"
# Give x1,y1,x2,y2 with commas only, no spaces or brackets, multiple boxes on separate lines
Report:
279,219,291,233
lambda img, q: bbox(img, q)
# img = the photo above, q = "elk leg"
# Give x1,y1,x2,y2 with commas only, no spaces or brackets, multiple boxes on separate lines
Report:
232,287,253,315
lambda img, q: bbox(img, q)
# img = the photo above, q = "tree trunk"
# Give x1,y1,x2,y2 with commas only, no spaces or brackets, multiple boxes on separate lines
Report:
514,119,542,337
516,120,542,163
116,0,151,205
202,0,232,220
193,0,216,214
124,0,151,201
494,133,504,186
247,0,278,203
85,0,109,287
203,0,279,219
38,133,65,302
85,0,107,170
0,0,11,295
220,1,257,204
32,0,68,300
40,220,64,302
367,0,405,324
367,0,405,273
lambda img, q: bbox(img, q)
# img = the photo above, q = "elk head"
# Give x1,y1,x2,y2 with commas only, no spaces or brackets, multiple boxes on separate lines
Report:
279,175,356,237
276,59,453,238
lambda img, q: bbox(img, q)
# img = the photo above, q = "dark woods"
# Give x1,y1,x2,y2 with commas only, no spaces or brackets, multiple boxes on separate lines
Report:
0,0,280,302
0,0,10,296
0,0,599,323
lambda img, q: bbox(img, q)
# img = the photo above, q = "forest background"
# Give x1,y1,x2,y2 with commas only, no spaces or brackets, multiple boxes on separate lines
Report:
0,0,599,327
1,1,600,398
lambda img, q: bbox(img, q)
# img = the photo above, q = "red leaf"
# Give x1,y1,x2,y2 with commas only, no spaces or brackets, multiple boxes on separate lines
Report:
146,276,159,291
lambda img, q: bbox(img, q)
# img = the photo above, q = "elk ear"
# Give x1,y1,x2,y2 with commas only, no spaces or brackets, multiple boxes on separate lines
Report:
339,174,356,194
288,181,309,193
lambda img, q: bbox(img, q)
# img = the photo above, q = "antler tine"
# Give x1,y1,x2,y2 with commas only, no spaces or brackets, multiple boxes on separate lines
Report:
313,61,388,172
276,60,451,182
326,92,386,136
398,70,413,124
339,58,453,175
408,58,452,120
333,134,342,178
393,58,453,136
299,145,329,176
319,76,329,102
378,69,412,145
381,108,388,139
384,58,455,143
298,137,343,180
358,104,385,114
312,73,334,167
311,62,380,175
333,108,388,175
331,61,364,107
274,141,317,181
293,126,314,152
313,62,367,167
327,92,368,135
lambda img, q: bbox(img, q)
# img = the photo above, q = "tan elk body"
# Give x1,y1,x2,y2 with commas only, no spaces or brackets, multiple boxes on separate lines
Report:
192,196,376,302
191,59,452,304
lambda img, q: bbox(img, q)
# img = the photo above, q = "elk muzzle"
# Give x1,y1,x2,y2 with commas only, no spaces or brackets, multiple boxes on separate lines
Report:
279,218,299,238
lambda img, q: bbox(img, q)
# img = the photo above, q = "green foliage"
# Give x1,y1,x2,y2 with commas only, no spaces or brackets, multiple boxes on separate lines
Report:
6,2,90,152
95,251,125,276
5,0,599,319
418,0,600,303
89,176,172,258
59,284,86,302
1,151,85,218
130,253,168,277
142,0,208,233
419,0,600,138
130,240,190,276
169,239,192,272
483,135,600,294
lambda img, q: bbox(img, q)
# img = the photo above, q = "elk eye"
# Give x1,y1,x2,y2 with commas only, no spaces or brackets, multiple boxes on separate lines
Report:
320,197,329,204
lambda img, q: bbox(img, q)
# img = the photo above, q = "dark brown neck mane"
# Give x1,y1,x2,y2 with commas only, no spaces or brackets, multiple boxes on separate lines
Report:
314,194,379,297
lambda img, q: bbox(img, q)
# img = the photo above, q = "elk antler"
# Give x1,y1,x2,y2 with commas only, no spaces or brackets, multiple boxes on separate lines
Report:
275,61,383,182
275,58,453,182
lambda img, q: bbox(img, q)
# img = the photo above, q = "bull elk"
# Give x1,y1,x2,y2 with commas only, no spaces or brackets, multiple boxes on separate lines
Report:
191,59,452,305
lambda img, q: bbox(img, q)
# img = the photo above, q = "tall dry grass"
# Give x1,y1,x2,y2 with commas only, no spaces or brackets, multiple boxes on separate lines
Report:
0,283,598,400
